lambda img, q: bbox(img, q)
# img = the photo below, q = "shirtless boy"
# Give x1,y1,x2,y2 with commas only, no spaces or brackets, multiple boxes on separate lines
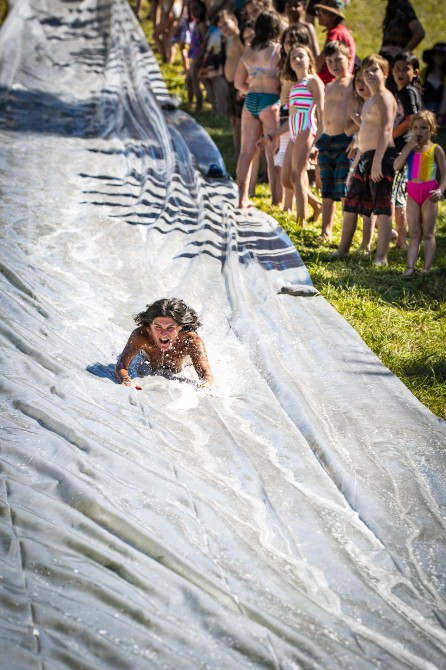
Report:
315,41,354,240
115,298,214,387
333,54,398,264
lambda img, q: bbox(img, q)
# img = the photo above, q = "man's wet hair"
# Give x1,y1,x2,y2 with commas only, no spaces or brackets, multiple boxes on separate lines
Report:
134,298,202,331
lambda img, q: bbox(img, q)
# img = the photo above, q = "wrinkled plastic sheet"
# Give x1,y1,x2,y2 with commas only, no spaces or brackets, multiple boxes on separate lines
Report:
0,1,445,668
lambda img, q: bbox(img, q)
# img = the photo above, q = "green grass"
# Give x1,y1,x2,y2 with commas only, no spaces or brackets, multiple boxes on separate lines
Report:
0,0,7,23
135,1,446,420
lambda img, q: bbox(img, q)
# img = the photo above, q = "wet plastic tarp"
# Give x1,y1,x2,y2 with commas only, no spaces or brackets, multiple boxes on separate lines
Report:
1,1,446,668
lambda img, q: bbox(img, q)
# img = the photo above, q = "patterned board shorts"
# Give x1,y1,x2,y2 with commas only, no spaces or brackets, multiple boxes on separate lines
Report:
344,147,397,217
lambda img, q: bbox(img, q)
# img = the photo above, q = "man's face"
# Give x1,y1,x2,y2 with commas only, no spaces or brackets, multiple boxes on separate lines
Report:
149,317,182,350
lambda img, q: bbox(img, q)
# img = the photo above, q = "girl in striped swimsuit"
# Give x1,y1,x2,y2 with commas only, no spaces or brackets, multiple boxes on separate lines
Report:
394,110,446,275
258,44,324,225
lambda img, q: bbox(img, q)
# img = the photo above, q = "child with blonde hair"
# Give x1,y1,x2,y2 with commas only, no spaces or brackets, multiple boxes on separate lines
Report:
394,110,446,275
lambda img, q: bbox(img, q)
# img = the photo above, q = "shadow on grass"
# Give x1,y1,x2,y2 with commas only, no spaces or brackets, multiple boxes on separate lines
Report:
400,357,446,385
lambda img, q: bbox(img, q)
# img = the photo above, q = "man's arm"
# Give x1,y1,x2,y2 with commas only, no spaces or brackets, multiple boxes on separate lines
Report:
188,333,214,385
115,329,147,386
404,19,425,52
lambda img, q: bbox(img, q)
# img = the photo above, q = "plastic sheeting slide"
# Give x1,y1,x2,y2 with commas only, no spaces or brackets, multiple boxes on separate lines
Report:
0,1,445,668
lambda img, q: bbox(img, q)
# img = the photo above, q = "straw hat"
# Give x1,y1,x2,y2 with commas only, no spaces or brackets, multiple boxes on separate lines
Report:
422,42,446,64
314,0,345,19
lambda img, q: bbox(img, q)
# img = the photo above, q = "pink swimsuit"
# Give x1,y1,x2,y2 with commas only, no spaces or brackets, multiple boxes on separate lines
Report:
406,144,439,206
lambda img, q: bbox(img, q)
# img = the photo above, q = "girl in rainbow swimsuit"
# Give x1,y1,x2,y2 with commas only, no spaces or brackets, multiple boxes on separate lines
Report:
257,44,324,226
394,110,446,276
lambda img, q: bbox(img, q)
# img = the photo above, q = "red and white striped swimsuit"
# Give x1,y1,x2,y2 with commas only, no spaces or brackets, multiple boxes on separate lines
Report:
288,76,317,140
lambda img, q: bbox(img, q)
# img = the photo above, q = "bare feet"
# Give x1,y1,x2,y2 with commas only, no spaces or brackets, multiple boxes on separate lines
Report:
329,250,346,260
420,267,431,274
309,202,322,223
316,233,332,243
390,229,398,241
373,258,388,267
402,267,415,277
239,199,256,211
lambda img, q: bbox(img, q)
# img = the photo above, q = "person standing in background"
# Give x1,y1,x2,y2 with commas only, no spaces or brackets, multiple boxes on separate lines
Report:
314,0,355,85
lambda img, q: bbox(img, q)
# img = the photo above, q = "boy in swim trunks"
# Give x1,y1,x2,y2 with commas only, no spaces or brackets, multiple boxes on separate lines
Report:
333,54,398,265
315,40,354,240
115,298,214,387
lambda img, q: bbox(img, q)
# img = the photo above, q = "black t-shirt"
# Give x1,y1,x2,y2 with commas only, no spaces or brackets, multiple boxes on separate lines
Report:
394,84,423,151
382,0,417,49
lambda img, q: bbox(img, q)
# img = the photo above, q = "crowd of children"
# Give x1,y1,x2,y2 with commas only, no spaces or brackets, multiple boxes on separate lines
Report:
133,0,445,275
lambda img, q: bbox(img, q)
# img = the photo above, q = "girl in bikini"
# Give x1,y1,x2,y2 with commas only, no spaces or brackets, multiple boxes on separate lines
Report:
258,43,324,226
394,110,446,275
234,10,282,209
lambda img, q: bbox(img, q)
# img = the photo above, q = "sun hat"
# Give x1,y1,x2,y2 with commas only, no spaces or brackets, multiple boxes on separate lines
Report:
422,42,446,64
314,0,345,19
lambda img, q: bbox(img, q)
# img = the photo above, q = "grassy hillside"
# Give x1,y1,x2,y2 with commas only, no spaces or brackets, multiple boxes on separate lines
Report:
340,0,446,60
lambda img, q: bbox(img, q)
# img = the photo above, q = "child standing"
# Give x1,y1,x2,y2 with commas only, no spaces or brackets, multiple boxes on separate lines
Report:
218,11,245,160
315,40,354,241
394,110,446,275
334,54,397,264
258,44,324,226
344,66,375,253
186,0,207,110
391,52,423,248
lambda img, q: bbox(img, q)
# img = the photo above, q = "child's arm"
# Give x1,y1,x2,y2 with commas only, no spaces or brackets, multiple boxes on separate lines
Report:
309,75,325,142
188,333,214,385
307,22,320,57
393,136,417,171
256,120,288,149
115,330,147,386
346,148,361,188
234,55,250,96
430,145,446,202
393,115,413,139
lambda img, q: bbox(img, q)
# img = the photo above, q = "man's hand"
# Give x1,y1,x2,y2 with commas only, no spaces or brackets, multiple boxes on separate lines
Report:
116,368,132,386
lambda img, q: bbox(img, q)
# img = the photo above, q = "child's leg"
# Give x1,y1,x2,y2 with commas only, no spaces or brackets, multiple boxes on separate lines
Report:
321,198,336,239
281,140,293,192
333,211,358,257
283,188,294,212
405,196,422,272
359,215,373,252
291,130,313,225
260,104,281,206
374,214,392,265
237,109,262,208
420,199,438,272
307,188,321,222
394,205,407,249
